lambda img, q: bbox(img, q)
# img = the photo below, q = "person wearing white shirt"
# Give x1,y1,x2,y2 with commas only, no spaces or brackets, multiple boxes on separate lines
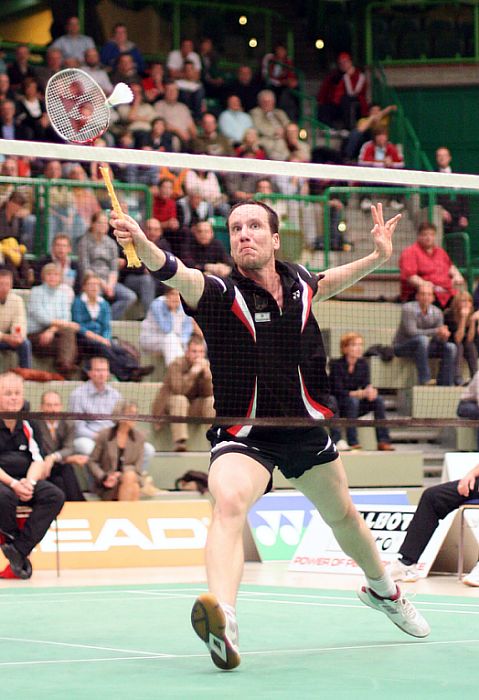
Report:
218,95,253,144
51,16,95,66
167,39,201,78
81,48,113,96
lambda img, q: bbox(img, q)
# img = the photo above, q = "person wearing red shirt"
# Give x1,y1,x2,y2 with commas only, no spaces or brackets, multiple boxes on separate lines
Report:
399,222,465,307
333,52,368,130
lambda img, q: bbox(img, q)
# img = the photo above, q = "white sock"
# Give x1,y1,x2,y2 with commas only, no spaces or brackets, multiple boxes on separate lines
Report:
220,602,236,619
366,572,397,598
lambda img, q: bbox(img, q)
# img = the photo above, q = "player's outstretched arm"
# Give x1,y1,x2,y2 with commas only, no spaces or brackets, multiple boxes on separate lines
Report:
110,212,205,308
315,203,401,302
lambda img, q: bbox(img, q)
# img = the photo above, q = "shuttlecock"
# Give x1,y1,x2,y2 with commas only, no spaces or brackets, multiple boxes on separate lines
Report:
107,82,134,107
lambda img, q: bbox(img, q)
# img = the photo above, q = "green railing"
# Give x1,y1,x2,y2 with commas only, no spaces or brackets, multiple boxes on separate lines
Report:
0,176,152,256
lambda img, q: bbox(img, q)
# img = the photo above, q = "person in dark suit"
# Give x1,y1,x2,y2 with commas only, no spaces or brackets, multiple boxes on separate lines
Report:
329,332,394,451
36,390,86,501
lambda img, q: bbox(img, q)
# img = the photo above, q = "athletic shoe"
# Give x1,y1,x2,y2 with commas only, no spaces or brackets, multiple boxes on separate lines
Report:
463,561,479,587
336,439,351,451
388,558,420,583
0,543,32,580
357,585,430,638
191,592,241,670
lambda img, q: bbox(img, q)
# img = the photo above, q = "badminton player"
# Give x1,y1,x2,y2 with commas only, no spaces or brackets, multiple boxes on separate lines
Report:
111,200,430,671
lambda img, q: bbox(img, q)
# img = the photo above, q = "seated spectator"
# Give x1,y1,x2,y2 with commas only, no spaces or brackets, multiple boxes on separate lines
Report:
87,400,146,501
34,233,78,301
16,77,50,142
444,291,479,385
358,127,405,211
81,47,113,96
157,166,188,198
218,95,253,145
224,167,262,203
316,57,345,128
41,160,77,246
329,332,394,451
0,371,64,579
399,222,465,307
0,268,31,368
261,42,299,120
0,99,29,142
389,466,479,587
457,371,479,451
100,22,145,75
115,82,156,145
284,122,311,162
234,127,266,160
226,65,263,113
27,263,79,377
176,60,205,122
142,62,166,104
175,469,209,494
184,169,229,217
176,191,214,232
180,220,232,276
343,103,397,161
72,274,154,381
144,116,175,152
7,45,38,92
0,73,15,103
111,53,141,86
191,112,234,157
436,146,470,234
167,38,201,80
250,89,290,161
65,163,101,245
35,390,86,502
36,47,63,93
0,158,33,208
254,178,288,222
154,81,197,147
0,191,36,253
393,284,456,386
118,240,157,313
152,336,214,451
332,52,368,130
140,288,193,365
77,211,136,320
144,217,172,252
199,37,224,100
152,179,181,241
51,16,95,66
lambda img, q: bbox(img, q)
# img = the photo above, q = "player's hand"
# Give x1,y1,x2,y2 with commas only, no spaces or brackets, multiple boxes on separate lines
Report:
110,212,148,248
371,203,401,262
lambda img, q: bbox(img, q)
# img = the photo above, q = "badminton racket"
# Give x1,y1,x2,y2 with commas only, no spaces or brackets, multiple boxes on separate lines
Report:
45,69,141,267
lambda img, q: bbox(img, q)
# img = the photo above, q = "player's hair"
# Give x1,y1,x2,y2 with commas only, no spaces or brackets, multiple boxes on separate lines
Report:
226,200,280,235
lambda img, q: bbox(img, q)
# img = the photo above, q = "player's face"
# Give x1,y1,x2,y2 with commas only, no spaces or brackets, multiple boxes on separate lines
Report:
229,204,279,271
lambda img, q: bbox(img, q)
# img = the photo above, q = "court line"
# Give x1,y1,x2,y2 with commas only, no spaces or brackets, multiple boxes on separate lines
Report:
1,638,479,667
0,636,171,657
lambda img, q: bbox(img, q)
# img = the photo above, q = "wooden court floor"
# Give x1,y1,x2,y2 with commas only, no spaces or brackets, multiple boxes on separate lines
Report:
1,562,478,699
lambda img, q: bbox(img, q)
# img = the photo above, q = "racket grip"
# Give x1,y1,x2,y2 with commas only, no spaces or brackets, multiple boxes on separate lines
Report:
99,166,142,268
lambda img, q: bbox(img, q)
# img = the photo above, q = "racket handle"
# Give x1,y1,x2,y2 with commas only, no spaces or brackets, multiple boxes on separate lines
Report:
99,165,142,268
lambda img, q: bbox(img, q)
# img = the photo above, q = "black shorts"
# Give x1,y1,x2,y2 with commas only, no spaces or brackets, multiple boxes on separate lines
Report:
207,426,338,493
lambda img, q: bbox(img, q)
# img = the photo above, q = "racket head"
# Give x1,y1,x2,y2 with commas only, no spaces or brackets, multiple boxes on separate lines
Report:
46,68,110,144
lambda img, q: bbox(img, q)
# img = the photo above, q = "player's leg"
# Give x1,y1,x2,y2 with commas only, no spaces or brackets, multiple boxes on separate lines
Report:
191,452,270,670
289,456,430,638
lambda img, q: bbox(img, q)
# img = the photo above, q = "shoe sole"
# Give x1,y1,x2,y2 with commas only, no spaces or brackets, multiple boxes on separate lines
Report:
357,588,430,638
463,579,479,587
191,593,241,670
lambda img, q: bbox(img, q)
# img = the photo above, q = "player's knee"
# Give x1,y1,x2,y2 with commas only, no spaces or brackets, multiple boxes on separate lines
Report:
212,482,251,521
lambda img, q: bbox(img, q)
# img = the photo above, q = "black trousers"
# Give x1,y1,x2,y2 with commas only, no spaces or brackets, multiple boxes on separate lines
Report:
0,481,65,557
399,477,479,564
48,463,85,502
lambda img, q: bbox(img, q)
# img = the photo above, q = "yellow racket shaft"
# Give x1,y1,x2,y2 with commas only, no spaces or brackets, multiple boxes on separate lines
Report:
100,165,142,268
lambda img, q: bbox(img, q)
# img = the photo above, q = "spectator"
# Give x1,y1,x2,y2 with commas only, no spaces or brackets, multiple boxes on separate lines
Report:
154,81,197,147
234,127,266,160
87,399,145,501
65,163,101,245
393,284,456,386
226,65,263,113
144,217,172,252
27,263,79,376
316,58,346,128
144,116,175,152
180,220,232,276
199,37,224,100
140,288,193,365
111,53,141,86
100,23,145,75
118,239,157,313
250,89,290,161
81,47,113,96
36,47,63,93
152,179,180,236
152,336,214,451
0,99,29,141
191,112,234,157
444,291,479,385
34,233,78,299
332,52,368,130
329,332,394,451
167,38,201,80
0,371,64,579
343,103,397,161
115,82,156,145
41,160,77,246
435,146,470,234
77,211,136,319
218,95,253,146
7,45,38,92
358,127,405,211
399,222,465,307
51,16,95,66
457,371,479,451
177,191,214,231
142,62,166,104
176,60,205,122
184,169,229,216
0,73,16,102
175,469,209,494
0,157,33,208
0,268,31,368
389,466,479,587
261,42,299,120
71,274,154,381
35,390,86,502
0,191,36,252
284,122,311,161
15,77,50,141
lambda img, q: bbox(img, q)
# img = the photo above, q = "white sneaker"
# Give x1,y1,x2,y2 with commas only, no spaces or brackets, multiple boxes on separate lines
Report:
336,439,351,451
388,558,420,583
191,592,241,670
357,585,431,638
360,197,372,211
463,561,479,587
